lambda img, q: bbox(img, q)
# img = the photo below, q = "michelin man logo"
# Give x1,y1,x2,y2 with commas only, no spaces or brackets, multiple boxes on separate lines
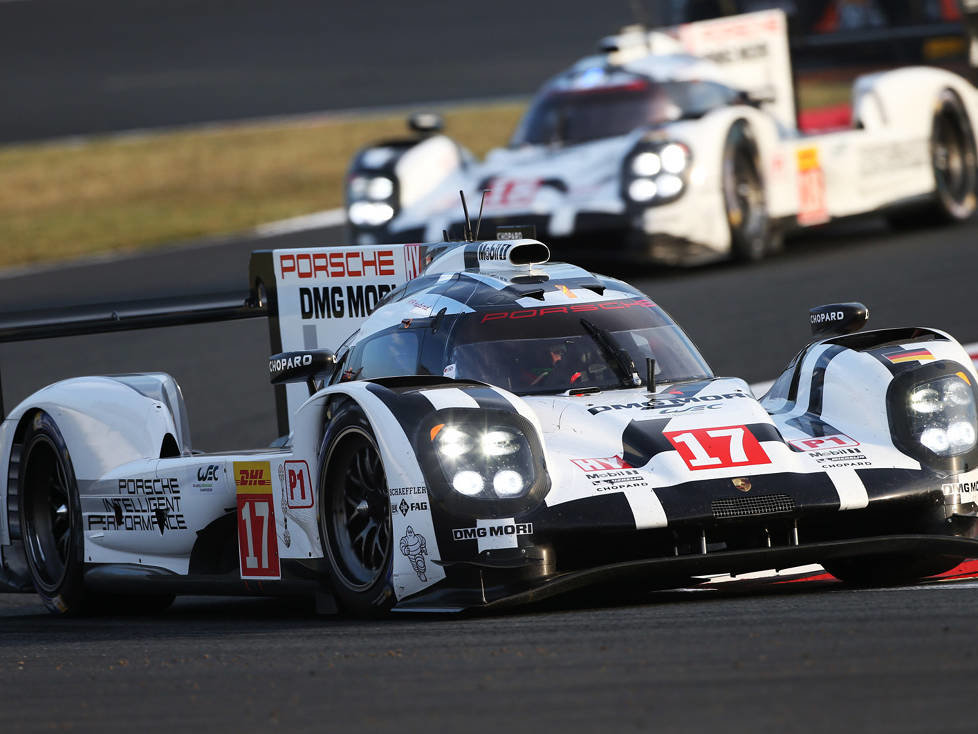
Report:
399,526,428,582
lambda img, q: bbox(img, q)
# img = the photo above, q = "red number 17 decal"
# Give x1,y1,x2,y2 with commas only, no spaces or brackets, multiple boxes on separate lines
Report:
664,425,771,471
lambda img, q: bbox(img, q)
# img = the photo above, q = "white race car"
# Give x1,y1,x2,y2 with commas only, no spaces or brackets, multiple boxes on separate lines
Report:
346,9,978,265
2,234,978,616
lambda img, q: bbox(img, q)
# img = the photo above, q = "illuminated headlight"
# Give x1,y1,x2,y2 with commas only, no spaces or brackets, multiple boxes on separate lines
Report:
429,421,536,500
348,201,395,226
452,471,485,496
660,143,689,174
908,374,978,457
481,429,521,457
631,151,661,177
909,386,941,414
628,178,658,202
435,426,472,458
366,176,394,200
493,470,525,497
656,174,684,198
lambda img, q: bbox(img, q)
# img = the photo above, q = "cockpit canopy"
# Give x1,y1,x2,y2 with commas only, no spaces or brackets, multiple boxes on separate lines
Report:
509,69,741,147
335,276,713,395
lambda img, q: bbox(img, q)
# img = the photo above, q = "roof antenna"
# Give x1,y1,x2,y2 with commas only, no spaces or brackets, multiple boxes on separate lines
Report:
459,190,473,241
443,229,450,242
473,189,488,241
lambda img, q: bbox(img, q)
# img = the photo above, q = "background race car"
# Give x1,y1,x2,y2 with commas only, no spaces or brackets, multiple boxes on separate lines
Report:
346,9,978,265
2,234,978,616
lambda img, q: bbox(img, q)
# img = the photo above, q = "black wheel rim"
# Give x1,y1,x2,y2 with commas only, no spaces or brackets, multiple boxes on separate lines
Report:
724,144,767,254
933,109,973,206
326,429,391,590
23,436,73,592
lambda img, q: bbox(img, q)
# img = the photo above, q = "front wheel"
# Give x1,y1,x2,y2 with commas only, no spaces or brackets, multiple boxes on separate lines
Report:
318,399,395,616
722,120,780,262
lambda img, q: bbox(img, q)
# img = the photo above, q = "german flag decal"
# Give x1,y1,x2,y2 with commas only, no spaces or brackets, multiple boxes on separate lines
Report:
885,348,935,365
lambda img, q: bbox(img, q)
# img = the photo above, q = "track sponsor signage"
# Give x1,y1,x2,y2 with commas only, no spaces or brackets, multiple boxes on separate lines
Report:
273,244,423,423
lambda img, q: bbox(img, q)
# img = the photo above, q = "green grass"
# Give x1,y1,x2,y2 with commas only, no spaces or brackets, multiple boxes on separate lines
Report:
0,103,526,269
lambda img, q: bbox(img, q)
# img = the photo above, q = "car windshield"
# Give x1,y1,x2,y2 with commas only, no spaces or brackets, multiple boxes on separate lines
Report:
510,77,738,147
442,297,713,395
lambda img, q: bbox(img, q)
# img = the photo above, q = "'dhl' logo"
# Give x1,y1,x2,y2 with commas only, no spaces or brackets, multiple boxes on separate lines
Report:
238,469,270,487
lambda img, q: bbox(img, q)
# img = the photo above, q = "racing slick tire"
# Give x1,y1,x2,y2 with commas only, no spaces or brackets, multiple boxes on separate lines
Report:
18,411,89,614
823,553,959,587
889,88,977,227
18,411,174,615
318,398,395,617
722,120,781,262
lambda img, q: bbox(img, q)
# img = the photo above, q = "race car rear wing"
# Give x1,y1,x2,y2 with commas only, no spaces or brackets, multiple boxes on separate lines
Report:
602,9,796,131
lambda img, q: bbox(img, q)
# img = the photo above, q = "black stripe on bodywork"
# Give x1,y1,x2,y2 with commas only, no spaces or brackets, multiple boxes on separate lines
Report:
364,382,435,439
526,493,637,533
653,471,842,524
804,344,847,419
458,386,520,413
621,417,673,468
855,467,941,502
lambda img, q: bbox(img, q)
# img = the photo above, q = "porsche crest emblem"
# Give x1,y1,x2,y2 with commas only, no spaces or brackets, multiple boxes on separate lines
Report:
732,478,752,493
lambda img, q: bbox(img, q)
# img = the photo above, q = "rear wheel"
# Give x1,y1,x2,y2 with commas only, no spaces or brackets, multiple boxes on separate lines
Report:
722,121,780,262
930,89,977,222
19,412,88,614
889,88,977,227
19,412,174,615
824,553,959,587
319,400,394,616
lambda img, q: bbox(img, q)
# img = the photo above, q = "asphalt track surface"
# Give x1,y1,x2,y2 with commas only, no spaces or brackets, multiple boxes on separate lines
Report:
0,0,638,143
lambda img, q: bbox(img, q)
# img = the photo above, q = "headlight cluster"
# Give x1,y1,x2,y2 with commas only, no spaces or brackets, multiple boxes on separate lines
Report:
908,374,978,457
624,142,689,204
431,422,535,499
347,173,396,227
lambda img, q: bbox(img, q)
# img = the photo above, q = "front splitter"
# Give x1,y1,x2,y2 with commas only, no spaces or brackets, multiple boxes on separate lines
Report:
393,534,978,612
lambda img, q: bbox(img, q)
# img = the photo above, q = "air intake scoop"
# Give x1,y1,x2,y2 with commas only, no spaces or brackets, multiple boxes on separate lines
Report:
469,239,550,270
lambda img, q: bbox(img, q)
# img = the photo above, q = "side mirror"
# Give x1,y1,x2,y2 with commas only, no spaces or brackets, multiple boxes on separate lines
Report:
408,112,444,135
809,302,869,338
269,350,336,395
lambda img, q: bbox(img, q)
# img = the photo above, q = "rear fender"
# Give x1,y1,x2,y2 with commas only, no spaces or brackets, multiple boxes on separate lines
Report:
0,375,184,528
854,67,978,135
0,375,186,585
